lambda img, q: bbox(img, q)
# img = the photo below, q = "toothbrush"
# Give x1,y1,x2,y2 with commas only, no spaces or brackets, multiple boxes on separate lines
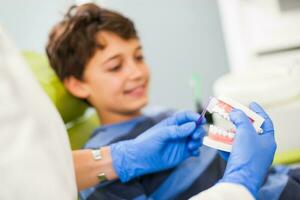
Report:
195,97,211,127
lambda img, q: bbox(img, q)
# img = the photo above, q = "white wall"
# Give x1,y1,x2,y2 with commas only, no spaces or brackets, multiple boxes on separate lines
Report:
0,0,229,110
0,0,73,52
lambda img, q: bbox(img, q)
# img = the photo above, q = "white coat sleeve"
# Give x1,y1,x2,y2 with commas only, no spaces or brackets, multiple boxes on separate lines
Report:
189,183,255,200
0,26,77,199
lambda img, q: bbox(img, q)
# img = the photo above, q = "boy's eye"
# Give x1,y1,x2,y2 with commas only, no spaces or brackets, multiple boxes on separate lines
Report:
135,55,144,62
109,65,122,72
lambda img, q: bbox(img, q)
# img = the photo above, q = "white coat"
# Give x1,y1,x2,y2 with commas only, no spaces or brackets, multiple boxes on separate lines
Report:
0,26,77,200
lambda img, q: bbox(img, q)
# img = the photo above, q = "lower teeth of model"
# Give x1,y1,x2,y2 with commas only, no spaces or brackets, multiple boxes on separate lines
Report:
210,125,234,138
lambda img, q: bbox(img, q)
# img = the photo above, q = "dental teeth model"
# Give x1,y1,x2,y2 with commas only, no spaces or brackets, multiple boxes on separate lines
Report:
203,96,265,152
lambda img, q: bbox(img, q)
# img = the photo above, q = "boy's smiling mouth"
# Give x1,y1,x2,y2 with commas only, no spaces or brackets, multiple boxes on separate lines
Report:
124,84,147,97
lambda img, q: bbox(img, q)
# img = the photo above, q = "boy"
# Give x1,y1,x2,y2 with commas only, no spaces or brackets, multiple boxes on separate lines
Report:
47,3,225,199
46,3,300,200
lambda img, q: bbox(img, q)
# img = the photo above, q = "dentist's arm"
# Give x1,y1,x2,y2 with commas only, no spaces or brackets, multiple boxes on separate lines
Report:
74,111,205,190
73,147,117,190
190,103,276,200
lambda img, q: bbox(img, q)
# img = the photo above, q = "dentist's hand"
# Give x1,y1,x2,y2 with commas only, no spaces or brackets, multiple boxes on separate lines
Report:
219,102,276,198
110,111,206,182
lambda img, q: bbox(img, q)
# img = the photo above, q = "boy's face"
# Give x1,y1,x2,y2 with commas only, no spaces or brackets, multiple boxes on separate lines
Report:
74,31,150,117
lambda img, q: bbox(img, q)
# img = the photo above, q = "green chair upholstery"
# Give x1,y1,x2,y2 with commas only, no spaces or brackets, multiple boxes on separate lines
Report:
23,51,99,149
67,112,99,150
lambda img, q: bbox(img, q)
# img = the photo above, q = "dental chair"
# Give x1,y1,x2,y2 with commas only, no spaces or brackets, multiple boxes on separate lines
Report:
23,51,99,150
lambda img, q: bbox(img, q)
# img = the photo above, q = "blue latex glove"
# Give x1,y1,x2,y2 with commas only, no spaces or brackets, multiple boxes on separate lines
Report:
218,150,230,161
110,111,206,182
219,102,276,198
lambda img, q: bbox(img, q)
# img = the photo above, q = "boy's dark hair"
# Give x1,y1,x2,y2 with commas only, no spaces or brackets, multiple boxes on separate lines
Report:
46,3,138,81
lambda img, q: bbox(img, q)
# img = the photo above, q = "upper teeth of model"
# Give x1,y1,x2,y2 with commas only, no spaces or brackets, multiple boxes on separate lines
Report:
212,106,230,120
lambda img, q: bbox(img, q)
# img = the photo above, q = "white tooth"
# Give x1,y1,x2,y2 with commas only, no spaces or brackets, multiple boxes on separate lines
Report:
224,112,229,119
218,128,223,135
221,112,226,118
207,98,218,113
219,130,224,136
228,132,235,138
214,107,222,114
226,131,232,137
218,108,224,114
214,126,219,132
209,125,214,133
223,112,229,118
208,105,217,113
211,109,217,114
210,105,217,111
209,125,215,133
213,126,218,133
217,109,226,119
215,127,219,134
223,130,228,137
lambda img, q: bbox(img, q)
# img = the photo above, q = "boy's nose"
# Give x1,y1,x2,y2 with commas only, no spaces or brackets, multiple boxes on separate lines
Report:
126,62,144,80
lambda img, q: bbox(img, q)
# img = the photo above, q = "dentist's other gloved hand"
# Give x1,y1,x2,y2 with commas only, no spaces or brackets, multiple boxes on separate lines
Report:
110,111,206,182
219,102,276,198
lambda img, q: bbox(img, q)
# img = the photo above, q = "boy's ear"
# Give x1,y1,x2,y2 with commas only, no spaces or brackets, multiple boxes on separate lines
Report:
64,76,90,99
